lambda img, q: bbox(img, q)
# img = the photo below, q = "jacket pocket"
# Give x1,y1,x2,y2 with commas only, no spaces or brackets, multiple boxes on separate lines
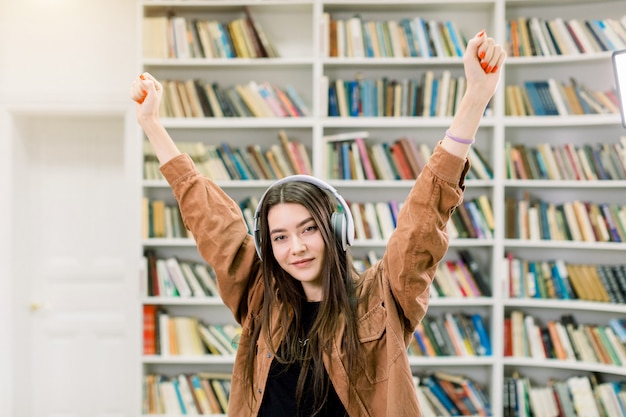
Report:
357,303,403,384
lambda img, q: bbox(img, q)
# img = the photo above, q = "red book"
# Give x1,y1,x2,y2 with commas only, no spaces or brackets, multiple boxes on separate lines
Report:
143,305,158,355
390,142,414,179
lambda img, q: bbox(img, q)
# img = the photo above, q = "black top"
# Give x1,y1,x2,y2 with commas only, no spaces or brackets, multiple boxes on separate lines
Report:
258,301,348,417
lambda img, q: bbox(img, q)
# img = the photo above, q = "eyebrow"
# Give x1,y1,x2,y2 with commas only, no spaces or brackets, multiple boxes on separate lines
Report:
270,217,315,236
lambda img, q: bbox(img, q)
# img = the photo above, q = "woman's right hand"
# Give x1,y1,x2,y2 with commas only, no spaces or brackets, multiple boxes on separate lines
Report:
130,72,163,126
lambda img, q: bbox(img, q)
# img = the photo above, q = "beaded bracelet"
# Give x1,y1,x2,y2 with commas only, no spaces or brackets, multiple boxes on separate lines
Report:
445,129,475,145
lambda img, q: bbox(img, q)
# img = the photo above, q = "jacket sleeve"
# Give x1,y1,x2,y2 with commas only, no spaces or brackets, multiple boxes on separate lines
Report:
381,143,469,330
160,154,262,324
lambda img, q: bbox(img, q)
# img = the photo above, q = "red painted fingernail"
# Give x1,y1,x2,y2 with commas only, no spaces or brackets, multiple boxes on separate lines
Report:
479,51,486,60
491,65,498,73
485,65,492,73
476,30,485,37
139,74,146,80
481,61,488,69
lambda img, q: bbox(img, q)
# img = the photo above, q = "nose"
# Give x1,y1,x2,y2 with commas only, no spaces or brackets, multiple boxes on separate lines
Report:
290,235,306,254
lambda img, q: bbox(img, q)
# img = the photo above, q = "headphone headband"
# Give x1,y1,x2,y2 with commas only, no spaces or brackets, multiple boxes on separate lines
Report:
253,175,355,259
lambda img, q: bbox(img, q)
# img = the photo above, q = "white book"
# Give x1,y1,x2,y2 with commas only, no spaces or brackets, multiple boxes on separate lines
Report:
336,19,346,57
524,315,545,359
428,19,447,57
413,377,438,417
319,75,329,117
567,376,601,417
179,261,208,297
171,16,191,59
177,374,199,414
156,258,178,297
410,18,430,58
547,78,569,115
348,16,365,57
159,312,171,356
554,17,582,54
554,321,577,360
567,19,600,53
370,144,395,180
375,201,395,240
165,257,193,297
529,17,551,56
320,12,330,58
434,263,463,298
193,263,219,297
159,379,183,414
603,327,626,364
323,131,370,142
436,70,451,117
387,20,404,57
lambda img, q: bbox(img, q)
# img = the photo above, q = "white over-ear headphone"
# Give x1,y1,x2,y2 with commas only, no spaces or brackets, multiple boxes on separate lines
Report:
253,175,355,259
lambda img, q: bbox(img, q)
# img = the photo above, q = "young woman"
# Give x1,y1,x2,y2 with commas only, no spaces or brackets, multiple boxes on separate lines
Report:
132,30,505,417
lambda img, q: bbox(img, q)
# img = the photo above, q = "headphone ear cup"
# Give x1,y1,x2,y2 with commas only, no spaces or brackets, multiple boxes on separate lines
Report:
331,212,347,251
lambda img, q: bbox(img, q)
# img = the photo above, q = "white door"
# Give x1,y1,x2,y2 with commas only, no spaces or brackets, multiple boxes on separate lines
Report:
10,111,140,417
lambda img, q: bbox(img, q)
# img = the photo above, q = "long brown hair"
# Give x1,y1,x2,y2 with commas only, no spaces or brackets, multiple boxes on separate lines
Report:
245,180,364,415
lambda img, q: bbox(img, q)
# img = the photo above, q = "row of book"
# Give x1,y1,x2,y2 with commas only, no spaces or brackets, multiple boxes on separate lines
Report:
503,373,626,417
145,135,312,183
143,373,231,415
325,131,493,181
159,79,310,119
504,255,626,304
506,16,626,58
323,14,467,59
409,312,492,358
143,7,278,59
505,312,626,366
325,71,473,118
505,138,626,181
415,372,491,417
505,78,619,117
505,197,626,244
141,198,190,240
143,306,241,356
142,252,219,299
432,250,491,298
448,195,495,241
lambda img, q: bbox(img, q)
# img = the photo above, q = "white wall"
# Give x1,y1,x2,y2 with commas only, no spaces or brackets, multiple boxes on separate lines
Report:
0,1,139,415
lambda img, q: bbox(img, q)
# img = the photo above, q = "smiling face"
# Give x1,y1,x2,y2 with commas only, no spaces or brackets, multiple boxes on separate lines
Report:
267,202,326,301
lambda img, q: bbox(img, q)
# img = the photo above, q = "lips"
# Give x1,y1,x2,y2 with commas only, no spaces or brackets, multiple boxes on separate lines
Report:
292,258,314,267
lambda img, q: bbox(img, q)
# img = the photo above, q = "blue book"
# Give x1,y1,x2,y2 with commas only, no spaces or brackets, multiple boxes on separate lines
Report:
348,80,360,117
361,21,374,57
171,379,187,414
550,261,569,299
341,142,351,179
470,314,492,356
221,143,248,179
375,22,389,57
285,85,310,117
422,375,461,415
609,318,626,343
400,19,418,57
445,20,464,57
328,84,339,117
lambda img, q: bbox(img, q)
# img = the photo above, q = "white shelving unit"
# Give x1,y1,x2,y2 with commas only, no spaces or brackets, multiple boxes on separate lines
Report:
138,0,626,415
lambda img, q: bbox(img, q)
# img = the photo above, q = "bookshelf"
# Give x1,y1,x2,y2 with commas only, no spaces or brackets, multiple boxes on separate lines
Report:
138,0,626,415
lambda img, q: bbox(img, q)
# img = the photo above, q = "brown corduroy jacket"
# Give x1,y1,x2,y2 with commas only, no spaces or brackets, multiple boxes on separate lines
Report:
160,142,469,417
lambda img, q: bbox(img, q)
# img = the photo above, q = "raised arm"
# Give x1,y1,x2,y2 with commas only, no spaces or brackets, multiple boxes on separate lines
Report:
441,30,506,158
130,73,181,164
381,31,506,329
